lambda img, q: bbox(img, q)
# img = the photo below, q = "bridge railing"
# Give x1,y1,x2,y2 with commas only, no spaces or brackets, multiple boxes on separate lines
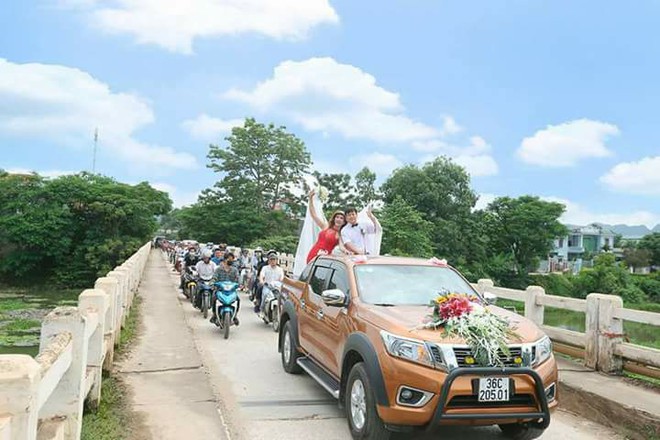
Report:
473,279,660,379
0,242,151,440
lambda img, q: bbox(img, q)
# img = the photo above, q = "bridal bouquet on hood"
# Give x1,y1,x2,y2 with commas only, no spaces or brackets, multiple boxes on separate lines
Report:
422,293,519,367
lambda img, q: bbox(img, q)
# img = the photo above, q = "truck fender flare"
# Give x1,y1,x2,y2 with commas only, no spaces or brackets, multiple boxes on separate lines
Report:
278,299,299,353
341,333,389,406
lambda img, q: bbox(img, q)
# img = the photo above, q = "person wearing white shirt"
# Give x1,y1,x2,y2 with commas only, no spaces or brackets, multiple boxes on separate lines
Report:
258,253,285,317
341,205,378,255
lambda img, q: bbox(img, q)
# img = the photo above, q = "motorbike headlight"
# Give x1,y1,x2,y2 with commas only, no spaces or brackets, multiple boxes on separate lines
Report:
380,331,434,368
533,336,553,366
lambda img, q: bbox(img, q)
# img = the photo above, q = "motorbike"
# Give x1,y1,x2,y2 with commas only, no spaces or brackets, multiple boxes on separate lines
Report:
239,266,252,291
197,277,214,319
213,281,240,339
183,267,198,301
261,281,282,332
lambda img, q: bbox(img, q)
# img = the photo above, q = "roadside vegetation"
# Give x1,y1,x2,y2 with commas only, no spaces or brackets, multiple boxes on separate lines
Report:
82,297,145,440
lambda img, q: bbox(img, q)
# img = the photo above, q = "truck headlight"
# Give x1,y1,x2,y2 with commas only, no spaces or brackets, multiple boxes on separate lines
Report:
534,336,553,366
380,331,434,368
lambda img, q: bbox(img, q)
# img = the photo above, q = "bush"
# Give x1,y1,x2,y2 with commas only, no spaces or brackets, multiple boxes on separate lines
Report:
529,273,575,297
631,274,660,303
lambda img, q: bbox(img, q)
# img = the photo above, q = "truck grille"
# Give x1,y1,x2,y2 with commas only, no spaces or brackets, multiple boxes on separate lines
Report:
453,346,522,367
447,394,535,408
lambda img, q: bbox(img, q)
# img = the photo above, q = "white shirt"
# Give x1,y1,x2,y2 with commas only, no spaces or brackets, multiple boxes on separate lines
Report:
341,220,376,254
195,260,217,280
260,265,284,284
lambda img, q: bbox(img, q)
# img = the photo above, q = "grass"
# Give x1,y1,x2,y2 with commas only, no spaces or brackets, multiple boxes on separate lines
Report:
3,318,40,332
0,299,40,312
81,295,143,440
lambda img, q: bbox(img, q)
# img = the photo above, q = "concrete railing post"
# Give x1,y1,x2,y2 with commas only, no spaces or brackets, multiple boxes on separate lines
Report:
0,355,41,440
108,269,129,328
476,278,495,294
524,286,545,326
39,307,89,439
78,289,108,411
94,277,119,370
585,293,599,369
598,294,624,374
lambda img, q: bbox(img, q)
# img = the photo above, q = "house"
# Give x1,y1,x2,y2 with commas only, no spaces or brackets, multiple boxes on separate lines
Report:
551,224,616,261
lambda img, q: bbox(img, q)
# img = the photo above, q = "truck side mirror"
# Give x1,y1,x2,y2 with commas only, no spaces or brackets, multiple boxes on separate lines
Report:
483,292,497,305
321,289,347,307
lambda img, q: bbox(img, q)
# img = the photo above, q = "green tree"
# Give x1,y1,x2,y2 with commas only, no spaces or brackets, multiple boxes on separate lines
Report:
354,167,379,206
381,157,481,264
573,253,647,303
0,172,171,286
638,232,660,266
623,247,652,270
380,196,434,257
207,118,311,211
483,196,567,276
312,171,355,212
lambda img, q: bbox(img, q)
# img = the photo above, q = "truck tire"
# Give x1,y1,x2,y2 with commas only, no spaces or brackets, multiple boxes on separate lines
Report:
281,321,302,374
345,363,390,440
499,423,545,440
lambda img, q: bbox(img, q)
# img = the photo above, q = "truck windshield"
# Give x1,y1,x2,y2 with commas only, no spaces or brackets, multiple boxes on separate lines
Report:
354,265,479,305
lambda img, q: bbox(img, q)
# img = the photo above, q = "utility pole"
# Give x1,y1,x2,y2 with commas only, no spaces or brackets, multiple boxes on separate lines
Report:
92,128,98,173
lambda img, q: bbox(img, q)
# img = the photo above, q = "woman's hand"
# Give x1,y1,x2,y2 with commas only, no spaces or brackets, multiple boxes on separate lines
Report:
308,188,316,198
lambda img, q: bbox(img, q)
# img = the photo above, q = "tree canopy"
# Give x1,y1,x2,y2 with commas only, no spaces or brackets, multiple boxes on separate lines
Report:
0,172,171,286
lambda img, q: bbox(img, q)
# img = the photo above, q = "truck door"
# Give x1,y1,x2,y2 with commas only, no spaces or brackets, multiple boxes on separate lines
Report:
298,263,332,361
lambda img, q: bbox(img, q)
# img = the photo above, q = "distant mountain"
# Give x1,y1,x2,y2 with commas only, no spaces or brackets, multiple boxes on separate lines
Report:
654,224,660,233
595,223,651,238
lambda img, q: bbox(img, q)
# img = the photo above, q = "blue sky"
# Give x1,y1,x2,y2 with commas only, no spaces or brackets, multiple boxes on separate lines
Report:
1,0,658,227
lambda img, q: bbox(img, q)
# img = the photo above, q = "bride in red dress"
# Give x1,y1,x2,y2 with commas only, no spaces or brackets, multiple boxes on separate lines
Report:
306,189,346,263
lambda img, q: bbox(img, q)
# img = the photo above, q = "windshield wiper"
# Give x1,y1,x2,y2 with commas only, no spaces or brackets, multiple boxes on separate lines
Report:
373,303,395,307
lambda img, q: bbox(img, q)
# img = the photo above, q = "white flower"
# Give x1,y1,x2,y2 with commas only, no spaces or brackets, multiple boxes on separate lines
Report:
318,186,329,203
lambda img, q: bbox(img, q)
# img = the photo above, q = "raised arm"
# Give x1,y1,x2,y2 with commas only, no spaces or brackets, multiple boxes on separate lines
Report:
308,190,328,230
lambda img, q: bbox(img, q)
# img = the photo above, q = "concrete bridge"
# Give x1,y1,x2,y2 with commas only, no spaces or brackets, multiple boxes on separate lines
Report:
1,247,658,440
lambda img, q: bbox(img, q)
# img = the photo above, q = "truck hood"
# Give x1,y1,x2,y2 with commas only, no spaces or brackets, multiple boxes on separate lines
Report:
358,304,544,344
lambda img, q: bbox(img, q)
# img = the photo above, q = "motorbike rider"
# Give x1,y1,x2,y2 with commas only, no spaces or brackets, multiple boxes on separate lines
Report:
211,252,240,325
258,252,284,319
238,248,251,289
194,249,217,308
211,248,224,265
180,245,199,290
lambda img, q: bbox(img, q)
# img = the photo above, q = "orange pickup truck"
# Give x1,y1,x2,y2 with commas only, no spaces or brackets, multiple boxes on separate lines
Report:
277,255,558,440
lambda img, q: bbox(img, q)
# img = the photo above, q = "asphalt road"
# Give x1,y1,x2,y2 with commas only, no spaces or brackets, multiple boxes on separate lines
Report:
172,273,624,440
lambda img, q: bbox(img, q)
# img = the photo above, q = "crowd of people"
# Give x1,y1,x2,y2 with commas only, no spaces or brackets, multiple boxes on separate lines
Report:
167,242,285,325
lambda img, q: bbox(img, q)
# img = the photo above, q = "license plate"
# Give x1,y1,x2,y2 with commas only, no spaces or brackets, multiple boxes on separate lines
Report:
478,377,510,402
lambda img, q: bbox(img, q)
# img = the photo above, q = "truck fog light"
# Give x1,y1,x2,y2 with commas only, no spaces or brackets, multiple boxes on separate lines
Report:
465,356,475,365
514,356,523,365
545,383,556,401
396,386,434,408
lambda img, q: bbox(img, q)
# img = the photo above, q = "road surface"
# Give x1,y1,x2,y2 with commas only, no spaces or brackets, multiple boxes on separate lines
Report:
170,272,624,440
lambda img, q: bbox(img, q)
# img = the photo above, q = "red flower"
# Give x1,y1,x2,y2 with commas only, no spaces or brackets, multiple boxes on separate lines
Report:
438,295,472,320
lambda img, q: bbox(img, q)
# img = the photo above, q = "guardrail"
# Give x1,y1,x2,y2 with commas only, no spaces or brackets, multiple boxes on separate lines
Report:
473,279,660,379
0,242,151,440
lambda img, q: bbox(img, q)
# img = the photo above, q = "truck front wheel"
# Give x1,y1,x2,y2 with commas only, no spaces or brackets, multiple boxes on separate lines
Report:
345,363,390,440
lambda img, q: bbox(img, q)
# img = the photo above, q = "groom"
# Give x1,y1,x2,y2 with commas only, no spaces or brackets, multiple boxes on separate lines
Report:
341,205,379,255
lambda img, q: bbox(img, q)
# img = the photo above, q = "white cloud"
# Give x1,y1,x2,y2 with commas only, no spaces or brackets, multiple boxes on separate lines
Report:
439,115,462,136
182,114,243,142
452,155,499,177
416,136,499,177
150,182,200,208
0,58,197,171
350,153,403,177
517,119,619,167
65,0,339,54
5,168,75,178
542,196,659,229
600,156,660,195
474,193,498,211
224,57,439,143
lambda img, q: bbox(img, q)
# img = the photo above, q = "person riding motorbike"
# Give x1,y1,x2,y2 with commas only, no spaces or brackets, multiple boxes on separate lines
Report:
256,252,283,317
211,248,224,265
180,246,199,290
238,248,251,289
211,252,240,325
194,249,217,308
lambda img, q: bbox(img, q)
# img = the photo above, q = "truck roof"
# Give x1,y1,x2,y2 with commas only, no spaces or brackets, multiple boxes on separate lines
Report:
316,254,453,269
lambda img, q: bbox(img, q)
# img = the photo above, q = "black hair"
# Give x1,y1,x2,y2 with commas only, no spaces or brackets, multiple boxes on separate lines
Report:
345,206,358,215
224,252,235,260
